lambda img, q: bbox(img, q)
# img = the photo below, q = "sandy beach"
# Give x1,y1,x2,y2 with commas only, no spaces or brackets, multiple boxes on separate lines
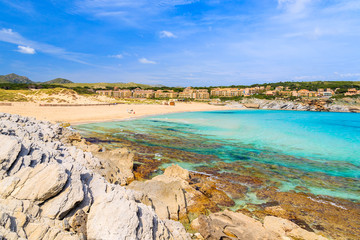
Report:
0,102,234,124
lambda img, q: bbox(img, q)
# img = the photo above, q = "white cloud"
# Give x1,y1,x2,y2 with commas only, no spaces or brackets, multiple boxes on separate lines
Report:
73,0,199,25
110,54,123,59
0,28,88,64
284,27,326,39
293,75,323,80
278,0,313,14
0,0,35,14
334,72,360,78
139,58,156,64
160,30,177,38
324,0,360,13
17,45,36,54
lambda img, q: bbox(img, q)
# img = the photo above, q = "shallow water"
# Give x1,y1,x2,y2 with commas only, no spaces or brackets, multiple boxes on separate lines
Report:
75,110,360,202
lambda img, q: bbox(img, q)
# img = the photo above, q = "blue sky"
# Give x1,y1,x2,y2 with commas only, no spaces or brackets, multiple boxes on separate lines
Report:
0,0,360,86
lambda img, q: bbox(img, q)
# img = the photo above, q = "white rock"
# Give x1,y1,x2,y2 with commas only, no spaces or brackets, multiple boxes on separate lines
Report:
0,135,22,178
0,164,68,202
41,173,84,219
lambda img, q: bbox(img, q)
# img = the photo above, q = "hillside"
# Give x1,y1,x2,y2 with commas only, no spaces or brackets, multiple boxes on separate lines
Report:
45,78,73,84
0,73,33,84
253,81,360,91
211,81,360,90
61,82,154,89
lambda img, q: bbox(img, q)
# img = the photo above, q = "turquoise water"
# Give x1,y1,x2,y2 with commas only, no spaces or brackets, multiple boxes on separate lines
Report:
75,110,360,201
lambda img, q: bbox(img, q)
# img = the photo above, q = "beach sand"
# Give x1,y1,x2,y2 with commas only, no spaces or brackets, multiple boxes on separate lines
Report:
0,102,234,124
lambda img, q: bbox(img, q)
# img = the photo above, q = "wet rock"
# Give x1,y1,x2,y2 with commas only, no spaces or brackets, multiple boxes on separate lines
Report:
164,164,190,180
264,216,327,240
191,210,279,240
255,187,360,239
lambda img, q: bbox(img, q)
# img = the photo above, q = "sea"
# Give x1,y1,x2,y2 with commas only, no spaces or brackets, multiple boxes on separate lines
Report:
75,110,360,203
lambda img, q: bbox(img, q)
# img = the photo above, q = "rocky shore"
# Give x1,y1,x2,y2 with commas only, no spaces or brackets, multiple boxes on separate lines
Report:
240,98,360,112
0,113,188,239
0,112,355,239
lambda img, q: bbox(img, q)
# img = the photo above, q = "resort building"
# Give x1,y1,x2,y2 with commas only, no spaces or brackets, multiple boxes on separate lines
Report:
155,90,179,98
275,86,284,92
345,88,360,96
210,88,244,97
265,90,276,96
113,89,132,98
96,90,113,97
317,88,334,97
132,88,155,98
291,91,299,97
179,87,209,99
297,89,316,97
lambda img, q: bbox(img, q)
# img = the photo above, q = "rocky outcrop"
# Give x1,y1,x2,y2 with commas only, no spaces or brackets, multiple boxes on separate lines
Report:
128,174,189,221
0,113,190,240
191,210,327,240
163,164,190,180
0,163,68,203
93,148,135,185
128,164,237,223
241,98,351,112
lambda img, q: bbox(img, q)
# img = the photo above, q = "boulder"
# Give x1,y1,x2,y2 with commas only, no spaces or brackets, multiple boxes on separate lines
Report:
0,164,68,203
128,175,187,220
164,164,190,180
93,148,134,185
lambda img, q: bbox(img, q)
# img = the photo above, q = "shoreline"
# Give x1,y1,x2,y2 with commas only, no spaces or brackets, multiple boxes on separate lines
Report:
0,100,357,126
0,101,236,125
71,107,242,125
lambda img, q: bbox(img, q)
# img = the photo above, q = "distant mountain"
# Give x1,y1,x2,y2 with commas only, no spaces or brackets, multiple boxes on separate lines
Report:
45,78,73,84
0,73,33,84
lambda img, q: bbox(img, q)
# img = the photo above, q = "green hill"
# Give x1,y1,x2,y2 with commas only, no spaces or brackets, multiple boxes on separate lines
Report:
45,78,73,84
0,73,33,84
61,82,154,89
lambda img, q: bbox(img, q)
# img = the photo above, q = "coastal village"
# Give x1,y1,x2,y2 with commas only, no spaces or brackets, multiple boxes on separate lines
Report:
97,86,360,100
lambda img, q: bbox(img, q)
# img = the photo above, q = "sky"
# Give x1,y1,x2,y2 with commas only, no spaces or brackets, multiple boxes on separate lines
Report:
0,0,360,86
